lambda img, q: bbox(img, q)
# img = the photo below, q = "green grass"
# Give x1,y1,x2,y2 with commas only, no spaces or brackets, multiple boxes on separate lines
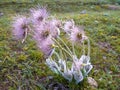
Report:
0,0,120,90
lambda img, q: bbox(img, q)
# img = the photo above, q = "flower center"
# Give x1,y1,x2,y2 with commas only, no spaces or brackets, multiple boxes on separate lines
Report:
38,16,44,21
22,24,27,29
42,30,50,38
77,33,82,39
69,26,73,29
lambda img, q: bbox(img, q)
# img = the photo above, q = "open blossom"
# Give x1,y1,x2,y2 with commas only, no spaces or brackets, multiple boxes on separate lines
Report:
33,23,51,42
30,7,49,25
70,26,87,44
64,19,75,34
33,25,55,57
12,15,29,41
34,21,60,39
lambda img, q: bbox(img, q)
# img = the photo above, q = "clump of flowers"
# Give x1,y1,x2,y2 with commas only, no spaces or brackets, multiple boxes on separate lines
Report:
12,6,93,84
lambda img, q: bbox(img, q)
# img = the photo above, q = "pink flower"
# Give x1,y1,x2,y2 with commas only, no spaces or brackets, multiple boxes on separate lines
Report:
70,26,87,44
30,6,49,25
12,15,29,41
34,21,60,40
33,24,51,43
64,19,75,34
46,21,60,38
33,23,55,57
50,19,61,28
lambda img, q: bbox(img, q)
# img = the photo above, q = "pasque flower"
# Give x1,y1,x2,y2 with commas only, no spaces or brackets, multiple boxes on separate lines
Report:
46,21,60,38
11,6,93,84
64,19,75,34
33,23,51,41
12,15,29,42
34,20,60,40
30,6,49,25
50,19,61,28
70,26,87,44
33,19,60,57
33,23,55,57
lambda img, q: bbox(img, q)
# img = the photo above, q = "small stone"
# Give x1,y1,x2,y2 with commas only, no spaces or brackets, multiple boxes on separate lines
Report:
99,77,102,81
87,77,98,88
0,12,4,17
103,56,107,60
48,76,53,80
103,13,109,16
80,10,87,14
94,20,99,24
108,71,113,74
90,6,94,9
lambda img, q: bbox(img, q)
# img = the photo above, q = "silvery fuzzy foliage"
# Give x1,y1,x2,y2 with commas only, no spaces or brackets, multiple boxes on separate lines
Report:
46,58,60,74
46,55,93,84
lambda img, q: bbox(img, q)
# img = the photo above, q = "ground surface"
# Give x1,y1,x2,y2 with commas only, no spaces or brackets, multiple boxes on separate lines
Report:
0,0,120,90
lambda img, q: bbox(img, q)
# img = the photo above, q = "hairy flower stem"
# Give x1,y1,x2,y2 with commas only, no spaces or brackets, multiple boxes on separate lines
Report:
52,38,73,58
87,39,90,56
53,51,60,60
72,43,76,55
60,49,64,60
22,28,28,43
58,37,73,55
82,41,85,55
